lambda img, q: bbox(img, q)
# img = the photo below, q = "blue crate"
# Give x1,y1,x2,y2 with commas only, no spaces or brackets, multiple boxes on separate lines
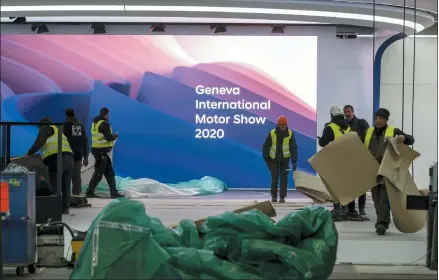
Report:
0,172,37,267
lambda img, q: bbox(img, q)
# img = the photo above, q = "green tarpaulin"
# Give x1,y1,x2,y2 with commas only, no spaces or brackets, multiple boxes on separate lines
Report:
71,199,338,280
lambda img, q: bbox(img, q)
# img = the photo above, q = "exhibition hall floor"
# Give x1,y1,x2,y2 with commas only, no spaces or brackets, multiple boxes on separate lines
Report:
4,190,436,279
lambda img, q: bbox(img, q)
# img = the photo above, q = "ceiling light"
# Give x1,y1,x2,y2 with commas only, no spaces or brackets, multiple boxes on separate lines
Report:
0,17,327,25
150,24,166,32
30,23,49,34
91,23,106,34
0,5,426,32
210,24,227,33
125,5,425,32
9,16,26,23
271,25,285,33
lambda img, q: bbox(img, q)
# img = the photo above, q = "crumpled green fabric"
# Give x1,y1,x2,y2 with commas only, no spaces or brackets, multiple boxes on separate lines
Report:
71,199,338,280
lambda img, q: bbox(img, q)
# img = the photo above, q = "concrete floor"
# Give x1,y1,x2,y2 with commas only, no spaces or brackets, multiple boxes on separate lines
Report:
3,190,436,279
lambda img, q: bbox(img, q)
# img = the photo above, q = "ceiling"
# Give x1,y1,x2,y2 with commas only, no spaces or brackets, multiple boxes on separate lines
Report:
0,0,436,34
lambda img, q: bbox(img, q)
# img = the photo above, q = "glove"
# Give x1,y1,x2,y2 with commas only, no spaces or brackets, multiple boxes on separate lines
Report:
83,157,89,167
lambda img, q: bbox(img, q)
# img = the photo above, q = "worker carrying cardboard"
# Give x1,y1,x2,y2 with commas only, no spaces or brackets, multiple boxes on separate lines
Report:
63,108,90,196
319,105,361,222
362,108,414,235
85,108,124,199
262,115,298,203
343,105,370,216
25,117,74,214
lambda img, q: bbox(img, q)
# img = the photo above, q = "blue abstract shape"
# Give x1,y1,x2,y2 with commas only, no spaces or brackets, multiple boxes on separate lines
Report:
137,72,315,173
88,81,295,189
1,92,91,156
106,82,131,96
1,82,15,100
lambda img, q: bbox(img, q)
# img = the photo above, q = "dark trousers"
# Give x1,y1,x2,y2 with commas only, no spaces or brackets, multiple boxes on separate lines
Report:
86,154,118,196
268,161,288,198
72,160,83,195
347,193,367,212
371,184,391,228
47,154,74,211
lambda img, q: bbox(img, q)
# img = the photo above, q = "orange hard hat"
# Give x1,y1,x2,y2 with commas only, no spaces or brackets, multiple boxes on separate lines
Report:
277,115,288,125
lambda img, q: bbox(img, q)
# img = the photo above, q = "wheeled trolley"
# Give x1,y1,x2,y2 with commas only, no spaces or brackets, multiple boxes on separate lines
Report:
0,172,37,276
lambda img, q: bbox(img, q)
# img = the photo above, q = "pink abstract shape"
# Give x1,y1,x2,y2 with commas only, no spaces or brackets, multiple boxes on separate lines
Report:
7,36,127,85
194,63,315,121
1,39,93,92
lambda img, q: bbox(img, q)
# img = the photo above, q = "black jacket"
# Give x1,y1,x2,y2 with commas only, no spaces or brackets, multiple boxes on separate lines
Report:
91,115,116,155
262,127,298,165
348,116,369,139
63,116,90,161
362,125,415,162
319,115,350,147
27,124,73,166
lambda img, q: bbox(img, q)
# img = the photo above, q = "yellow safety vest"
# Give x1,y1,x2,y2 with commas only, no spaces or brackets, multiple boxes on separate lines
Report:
41,126,73,159
328,123,351,140
269,129,292,160
91,120,113,148
364,126,395,149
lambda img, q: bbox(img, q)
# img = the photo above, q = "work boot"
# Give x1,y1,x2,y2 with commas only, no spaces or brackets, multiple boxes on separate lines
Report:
85,192,99,198
62,208,70,215
111,193,125,199
376,224,387,235
271,197,277,203
359,209,367,216
279,197,285,203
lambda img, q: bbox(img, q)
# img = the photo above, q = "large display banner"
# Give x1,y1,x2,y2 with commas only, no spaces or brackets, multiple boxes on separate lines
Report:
0,35,317,189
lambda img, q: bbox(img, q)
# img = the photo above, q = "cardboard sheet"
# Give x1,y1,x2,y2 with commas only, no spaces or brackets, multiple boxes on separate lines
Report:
170,201,277,229
308,132,380,206
293,171,332,203
379,139,427,233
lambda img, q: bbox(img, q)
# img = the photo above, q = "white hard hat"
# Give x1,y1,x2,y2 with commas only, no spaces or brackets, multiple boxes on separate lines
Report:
330,105,344,116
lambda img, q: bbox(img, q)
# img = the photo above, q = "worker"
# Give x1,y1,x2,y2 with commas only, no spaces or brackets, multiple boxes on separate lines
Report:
25,117,74,214
63,108,89,196
85,107,124,199
363,108,414,235
262,115,298,203
343,105,370,216
318,105,352,221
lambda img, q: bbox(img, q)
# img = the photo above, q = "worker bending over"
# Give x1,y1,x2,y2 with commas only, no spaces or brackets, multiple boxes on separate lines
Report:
25,117,74,214
262,115,298,203
63,108,89,196
86,108,124,199
362,108,414,235
344,105,370,216
319,105,354,221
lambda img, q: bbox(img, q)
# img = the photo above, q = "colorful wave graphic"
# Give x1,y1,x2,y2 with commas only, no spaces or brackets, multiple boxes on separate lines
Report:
0,35,317,188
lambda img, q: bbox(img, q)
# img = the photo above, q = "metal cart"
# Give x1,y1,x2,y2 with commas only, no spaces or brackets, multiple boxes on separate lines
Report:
406,162,438,271
0,122,65,277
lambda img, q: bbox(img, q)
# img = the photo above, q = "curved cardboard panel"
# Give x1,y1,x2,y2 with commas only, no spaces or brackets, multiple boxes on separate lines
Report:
293,171,332,203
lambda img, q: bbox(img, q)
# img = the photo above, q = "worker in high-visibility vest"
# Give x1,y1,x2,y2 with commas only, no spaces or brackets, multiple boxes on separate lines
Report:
362,108,414,236
25,117,74,214
344,105,370,217
318,105,351,222
85,107,124,199
262,115,298,203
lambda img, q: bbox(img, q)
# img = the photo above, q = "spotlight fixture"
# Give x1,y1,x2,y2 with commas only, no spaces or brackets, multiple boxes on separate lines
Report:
9,17,26,23
30,23,49,34
91,23,106,34
150,24,166,32
210,24,227,33
271,25,285,33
